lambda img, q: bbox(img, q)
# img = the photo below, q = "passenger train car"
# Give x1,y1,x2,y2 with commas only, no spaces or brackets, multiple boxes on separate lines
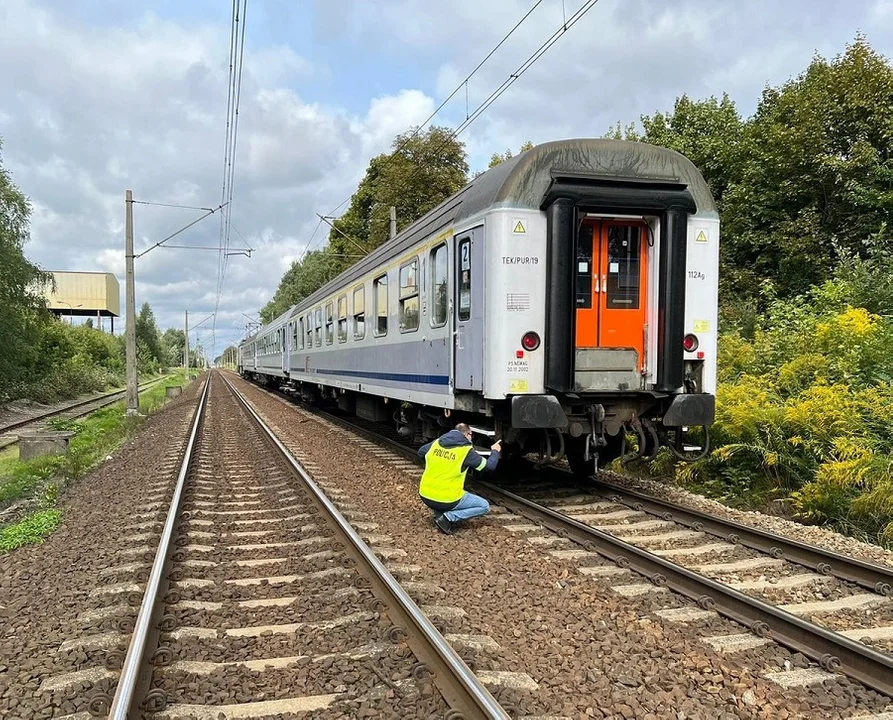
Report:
239,139,719,475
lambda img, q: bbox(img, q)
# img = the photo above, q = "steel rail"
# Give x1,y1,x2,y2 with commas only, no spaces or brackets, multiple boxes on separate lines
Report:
0,374,173,436
237,379,893,695
222,375,510,720
108,376,211,719
478,481,893,697
593,474,893,597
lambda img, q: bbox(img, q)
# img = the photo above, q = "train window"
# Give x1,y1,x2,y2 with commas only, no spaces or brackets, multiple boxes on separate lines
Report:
576,223,594,309
606,226,641,309
374,274,388,336
306,315,313,348
314,308,322,347
430,244,448,327
353,285,365,340
399,258,419,333
298,318,304,349
325,301,334,345
337,296,348,343
458,238,471,321
292,322,299,350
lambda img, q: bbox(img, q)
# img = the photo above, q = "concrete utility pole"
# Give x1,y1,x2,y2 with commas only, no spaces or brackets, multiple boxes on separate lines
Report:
184,310,190,378
389,206,397,240
124,190,139,415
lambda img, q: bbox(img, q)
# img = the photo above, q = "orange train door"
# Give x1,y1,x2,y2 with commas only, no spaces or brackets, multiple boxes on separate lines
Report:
574,219,648,369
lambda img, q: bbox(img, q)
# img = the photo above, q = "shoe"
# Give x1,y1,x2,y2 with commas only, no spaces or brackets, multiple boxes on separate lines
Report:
434,514,453,535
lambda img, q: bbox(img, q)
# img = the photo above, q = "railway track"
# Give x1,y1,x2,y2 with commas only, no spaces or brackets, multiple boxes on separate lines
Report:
0,375,172,450
103,371,507,719
249,379,893,700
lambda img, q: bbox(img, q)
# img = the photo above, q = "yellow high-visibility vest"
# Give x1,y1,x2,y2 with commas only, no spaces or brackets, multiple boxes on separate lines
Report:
419,439,474,504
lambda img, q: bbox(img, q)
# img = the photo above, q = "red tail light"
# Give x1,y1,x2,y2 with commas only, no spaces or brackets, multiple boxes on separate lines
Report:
521,331,540,351
683,334,699,352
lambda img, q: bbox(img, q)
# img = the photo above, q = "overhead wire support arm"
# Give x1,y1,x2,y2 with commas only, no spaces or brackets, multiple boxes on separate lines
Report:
134,202,229,259
316,214,369,255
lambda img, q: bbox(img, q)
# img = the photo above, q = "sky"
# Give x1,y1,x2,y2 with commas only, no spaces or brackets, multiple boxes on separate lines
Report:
1,0,891,360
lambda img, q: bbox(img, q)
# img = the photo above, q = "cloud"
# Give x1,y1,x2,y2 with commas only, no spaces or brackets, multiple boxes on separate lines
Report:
0,0,435,356
2,0,889,359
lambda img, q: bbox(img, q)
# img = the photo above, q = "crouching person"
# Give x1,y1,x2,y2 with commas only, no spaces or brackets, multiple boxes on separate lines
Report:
418,422,501,535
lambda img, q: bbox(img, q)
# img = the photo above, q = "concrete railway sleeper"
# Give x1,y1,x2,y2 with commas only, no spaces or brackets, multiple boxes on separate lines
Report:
479,482,893,698
591,474,893,597
98,370,507,719
0,375,172,450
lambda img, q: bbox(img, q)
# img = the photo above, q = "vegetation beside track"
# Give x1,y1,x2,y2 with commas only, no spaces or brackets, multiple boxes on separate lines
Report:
0,370,192,553
616,38,893,548
625,259,893,548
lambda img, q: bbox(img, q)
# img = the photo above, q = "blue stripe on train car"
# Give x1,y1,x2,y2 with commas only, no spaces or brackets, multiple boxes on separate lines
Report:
296,367,450,386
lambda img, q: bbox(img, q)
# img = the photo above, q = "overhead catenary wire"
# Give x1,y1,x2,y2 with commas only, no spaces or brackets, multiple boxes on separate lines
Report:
304,0,546,260
213,0,249,359
134,203,229,259
375,0,600,209
318,0,600,259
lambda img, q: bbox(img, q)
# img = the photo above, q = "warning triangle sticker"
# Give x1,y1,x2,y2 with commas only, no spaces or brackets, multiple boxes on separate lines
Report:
513,220,526,234
695,230,708,243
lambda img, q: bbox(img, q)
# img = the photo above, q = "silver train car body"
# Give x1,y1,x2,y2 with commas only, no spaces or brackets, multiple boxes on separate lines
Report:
239,139,719,473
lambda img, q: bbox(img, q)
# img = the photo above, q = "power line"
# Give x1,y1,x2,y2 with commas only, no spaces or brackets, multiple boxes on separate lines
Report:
315,0,546,244
374,0,601,213
214,0,249,359
314,0,599,264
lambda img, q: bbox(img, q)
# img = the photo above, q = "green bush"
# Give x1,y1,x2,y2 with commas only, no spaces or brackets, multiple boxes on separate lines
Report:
679,283,893,547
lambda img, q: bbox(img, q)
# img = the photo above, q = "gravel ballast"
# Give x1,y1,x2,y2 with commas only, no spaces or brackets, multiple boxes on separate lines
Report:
231,374,893,719
0,375,206,719
150,373,453,718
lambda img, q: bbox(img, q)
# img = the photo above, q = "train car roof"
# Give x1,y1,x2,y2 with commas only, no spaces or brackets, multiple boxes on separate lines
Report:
455,137,717,221
286,138,716,314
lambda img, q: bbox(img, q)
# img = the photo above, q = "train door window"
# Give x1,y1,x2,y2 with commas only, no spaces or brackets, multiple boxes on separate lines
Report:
314,308,322,347
576,223,594,308
337,296,348,343
306,315,313,348
325,301,334,345
292,322,299,350
374,274,388,336
399,258,419,332
458,238,471,321
298,318,304,349
353,285,365,340
606,226,641,309
430,244,448,327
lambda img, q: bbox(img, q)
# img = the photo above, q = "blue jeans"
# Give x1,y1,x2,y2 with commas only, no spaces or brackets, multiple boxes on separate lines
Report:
439,492,490,523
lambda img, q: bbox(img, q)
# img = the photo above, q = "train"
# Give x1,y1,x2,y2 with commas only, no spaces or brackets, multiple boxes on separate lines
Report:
239,138,719,475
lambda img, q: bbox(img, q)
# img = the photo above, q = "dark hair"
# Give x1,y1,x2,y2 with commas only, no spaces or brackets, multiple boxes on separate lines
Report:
455,423,471,434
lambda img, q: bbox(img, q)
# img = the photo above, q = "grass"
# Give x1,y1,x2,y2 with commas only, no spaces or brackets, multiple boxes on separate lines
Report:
0,369,192,553
0,509,62,552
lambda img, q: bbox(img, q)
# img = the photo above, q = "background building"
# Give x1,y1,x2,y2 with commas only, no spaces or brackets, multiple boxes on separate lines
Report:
43,271,121,332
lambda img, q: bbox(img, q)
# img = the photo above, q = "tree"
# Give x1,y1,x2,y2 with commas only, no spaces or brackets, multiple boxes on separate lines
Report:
0,137,51,400
328,126,469,264
135,302,164,368
611,35,892,301
260,249,341,323
161,328,185,367
488,141,535,169
722,35,893,297
636,94,744,209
